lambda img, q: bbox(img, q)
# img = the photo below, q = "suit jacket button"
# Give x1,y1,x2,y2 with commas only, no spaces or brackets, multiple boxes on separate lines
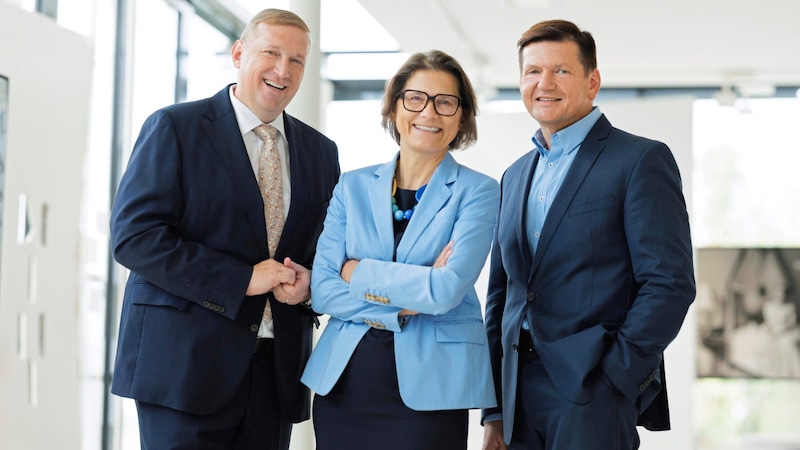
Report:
639,383,647,392
250,324,259,332
527,292,535,302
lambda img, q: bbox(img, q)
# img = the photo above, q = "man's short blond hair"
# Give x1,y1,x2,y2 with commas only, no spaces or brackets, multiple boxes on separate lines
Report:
240,8,310,43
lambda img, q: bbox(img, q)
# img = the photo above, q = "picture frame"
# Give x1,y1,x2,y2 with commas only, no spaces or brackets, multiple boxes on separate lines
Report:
696,248,800,379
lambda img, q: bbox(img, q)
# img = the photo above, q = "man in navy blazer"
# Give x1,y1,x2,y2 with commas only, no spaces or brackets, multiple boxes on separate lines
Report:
482,20,695,450
110,9,339,450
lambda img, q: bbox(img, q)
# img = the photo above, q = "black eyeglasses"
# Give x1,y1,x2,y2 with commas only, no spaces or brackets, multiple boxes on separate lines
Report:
398,90,461,116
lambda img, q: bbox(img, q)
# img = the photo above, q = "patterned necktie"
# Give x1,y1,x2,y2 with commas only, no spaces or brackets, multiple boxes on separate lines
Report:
254,124,285,323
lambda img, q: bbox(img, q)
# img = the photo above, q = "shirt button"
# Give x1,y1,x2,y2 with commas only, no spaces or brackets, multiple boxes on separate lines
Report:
548,163,554,168
538,196,544,202
534,232,540,238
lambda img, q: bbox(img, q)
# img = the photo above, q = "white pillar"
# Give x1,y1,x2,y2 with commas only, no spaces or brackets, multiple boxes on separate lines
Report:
287,3,322,450
287,0,324,131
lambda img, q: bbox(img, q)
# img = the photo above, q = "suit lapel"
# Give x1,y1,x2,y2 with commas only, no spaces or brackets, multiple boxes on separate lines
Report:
369,158,398,262
279,113,311,256
202,86,268,257
530,116,612,281
395,153,457,263
514,151,538,269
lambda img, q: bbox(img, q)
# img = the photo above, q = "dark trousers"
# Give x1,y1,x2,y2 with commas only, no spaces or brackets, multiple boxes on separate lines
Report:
510,351,640,450
136,348,292,450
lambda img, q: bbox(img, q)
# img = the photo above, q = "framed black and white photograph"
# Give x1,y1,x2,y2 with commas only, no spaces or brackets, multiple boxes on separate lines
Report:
696,248,800,379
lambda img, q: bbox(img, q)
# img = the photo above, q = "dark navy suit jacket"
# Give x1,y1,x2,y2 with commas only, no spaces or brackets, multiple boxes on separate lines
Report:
110,85,340,422
483,114,695,442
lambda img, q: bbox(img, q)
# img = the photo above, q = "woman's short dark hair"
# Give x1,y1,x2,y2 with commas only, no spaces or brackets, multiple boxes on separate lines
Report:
381,50,478,150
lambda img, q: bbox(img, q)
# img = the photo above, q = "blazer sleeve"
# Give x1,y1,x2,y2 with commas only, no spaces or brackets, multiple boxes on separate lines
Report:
601,141,696,402
482,171,509,421
311,175,405,329
110,110,253,320
312,173,499,328
349,176,499,316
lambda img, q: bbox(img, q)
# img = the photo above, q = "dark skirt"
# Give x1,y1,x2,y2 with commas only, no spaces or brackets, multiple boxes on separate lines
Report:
312,328,468,450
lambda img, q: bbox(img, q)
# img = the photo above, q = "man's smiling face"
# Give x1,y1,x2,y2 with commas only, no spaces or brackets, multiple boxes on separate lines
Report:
519,39,600,140
232,22,309,124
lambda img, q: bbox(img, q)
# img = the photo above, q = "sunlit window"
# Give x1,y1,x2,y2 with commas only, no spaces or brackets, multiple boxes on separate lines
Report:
692,98,800,248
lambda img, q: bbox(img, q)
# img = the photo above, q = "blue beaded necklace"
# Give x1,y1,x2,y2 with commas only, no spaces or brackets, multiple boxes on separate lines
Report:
391,178,427,221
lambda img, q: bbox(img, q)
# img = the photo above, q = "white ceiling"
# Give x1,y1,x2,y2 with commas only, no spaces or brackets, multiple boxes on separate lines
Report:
356,0,800,96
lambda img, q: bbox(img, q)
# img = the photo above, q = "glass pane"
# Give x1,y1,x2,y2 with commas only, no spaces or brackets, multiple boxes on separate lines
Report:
0,76,7,278
130,0,179,143
692,98,800,248
184,13,236,101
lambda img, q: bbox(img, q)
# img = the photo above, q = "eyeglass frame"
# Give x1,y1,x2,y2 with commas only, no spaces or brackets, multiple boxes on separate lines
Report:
396,89,462,116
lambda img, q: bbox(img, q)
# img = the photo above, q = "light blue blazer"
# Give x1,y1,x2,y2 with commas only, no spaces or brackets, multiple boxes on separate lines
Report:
301,152,499,411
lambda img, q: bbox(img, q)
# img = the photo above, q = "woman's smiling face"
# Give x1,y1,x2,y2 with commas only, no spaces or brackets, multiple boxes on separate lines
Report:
392,70,463,155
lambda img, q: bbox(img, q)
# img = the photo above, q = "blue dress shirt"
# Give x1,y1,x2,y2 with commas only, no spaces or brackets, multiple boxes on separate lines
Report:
522,107,602,332
525,107,603,255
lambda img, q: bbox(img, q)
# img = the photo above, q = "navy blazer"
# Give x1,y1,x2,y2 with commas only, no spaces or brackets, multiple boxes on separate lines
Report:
302,153,499,410
110,85,340,421
483,114,695,442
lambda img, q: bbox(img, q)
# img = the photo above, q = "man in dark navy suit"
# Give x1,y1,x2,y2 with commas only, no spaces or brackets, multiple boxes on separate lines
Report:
482,20,695,450
110,8,339,450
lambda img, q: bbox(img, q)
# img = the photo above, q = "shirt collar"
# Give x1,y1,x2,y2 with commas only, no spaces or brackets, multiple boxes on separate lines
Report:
532,106,602,157
229,84,287,140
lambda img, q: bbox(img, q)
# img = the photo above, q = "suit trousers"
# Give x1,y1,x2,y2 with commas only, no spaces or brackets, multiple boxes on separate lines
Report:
135,349,292,450
510,351,640,450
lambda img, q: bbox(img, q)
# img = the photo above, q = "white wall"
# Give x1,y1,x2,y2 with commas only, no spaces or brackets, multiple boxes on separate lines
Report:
0,2,93,449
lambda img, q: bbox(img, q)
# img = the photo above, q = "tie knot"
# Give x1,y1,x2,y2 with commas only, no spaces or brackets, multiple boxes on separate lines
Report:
254,123,277,142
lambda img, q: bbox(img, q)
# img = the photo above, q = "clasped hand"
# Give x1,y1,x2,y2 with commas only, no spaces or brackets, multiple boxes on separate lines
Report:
247,257,310,305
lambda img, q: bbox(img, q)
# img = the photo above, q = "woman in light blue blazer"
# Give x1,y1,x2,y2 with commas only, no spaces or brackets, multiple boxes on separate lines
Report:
301,51,499,450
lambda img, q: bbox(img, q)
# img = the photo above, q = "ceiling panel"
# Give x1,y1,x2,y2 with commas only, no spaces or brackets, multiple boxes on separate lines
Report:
356,0,800,94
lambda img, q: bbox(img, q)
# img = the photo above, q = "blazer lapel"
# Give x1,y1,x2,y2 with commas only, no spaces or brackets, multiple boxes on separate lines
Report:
395,153,457,263
529,116,612,281
369,158,398,262
514,151,538,270
202,86,268,257
278,113,310,256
